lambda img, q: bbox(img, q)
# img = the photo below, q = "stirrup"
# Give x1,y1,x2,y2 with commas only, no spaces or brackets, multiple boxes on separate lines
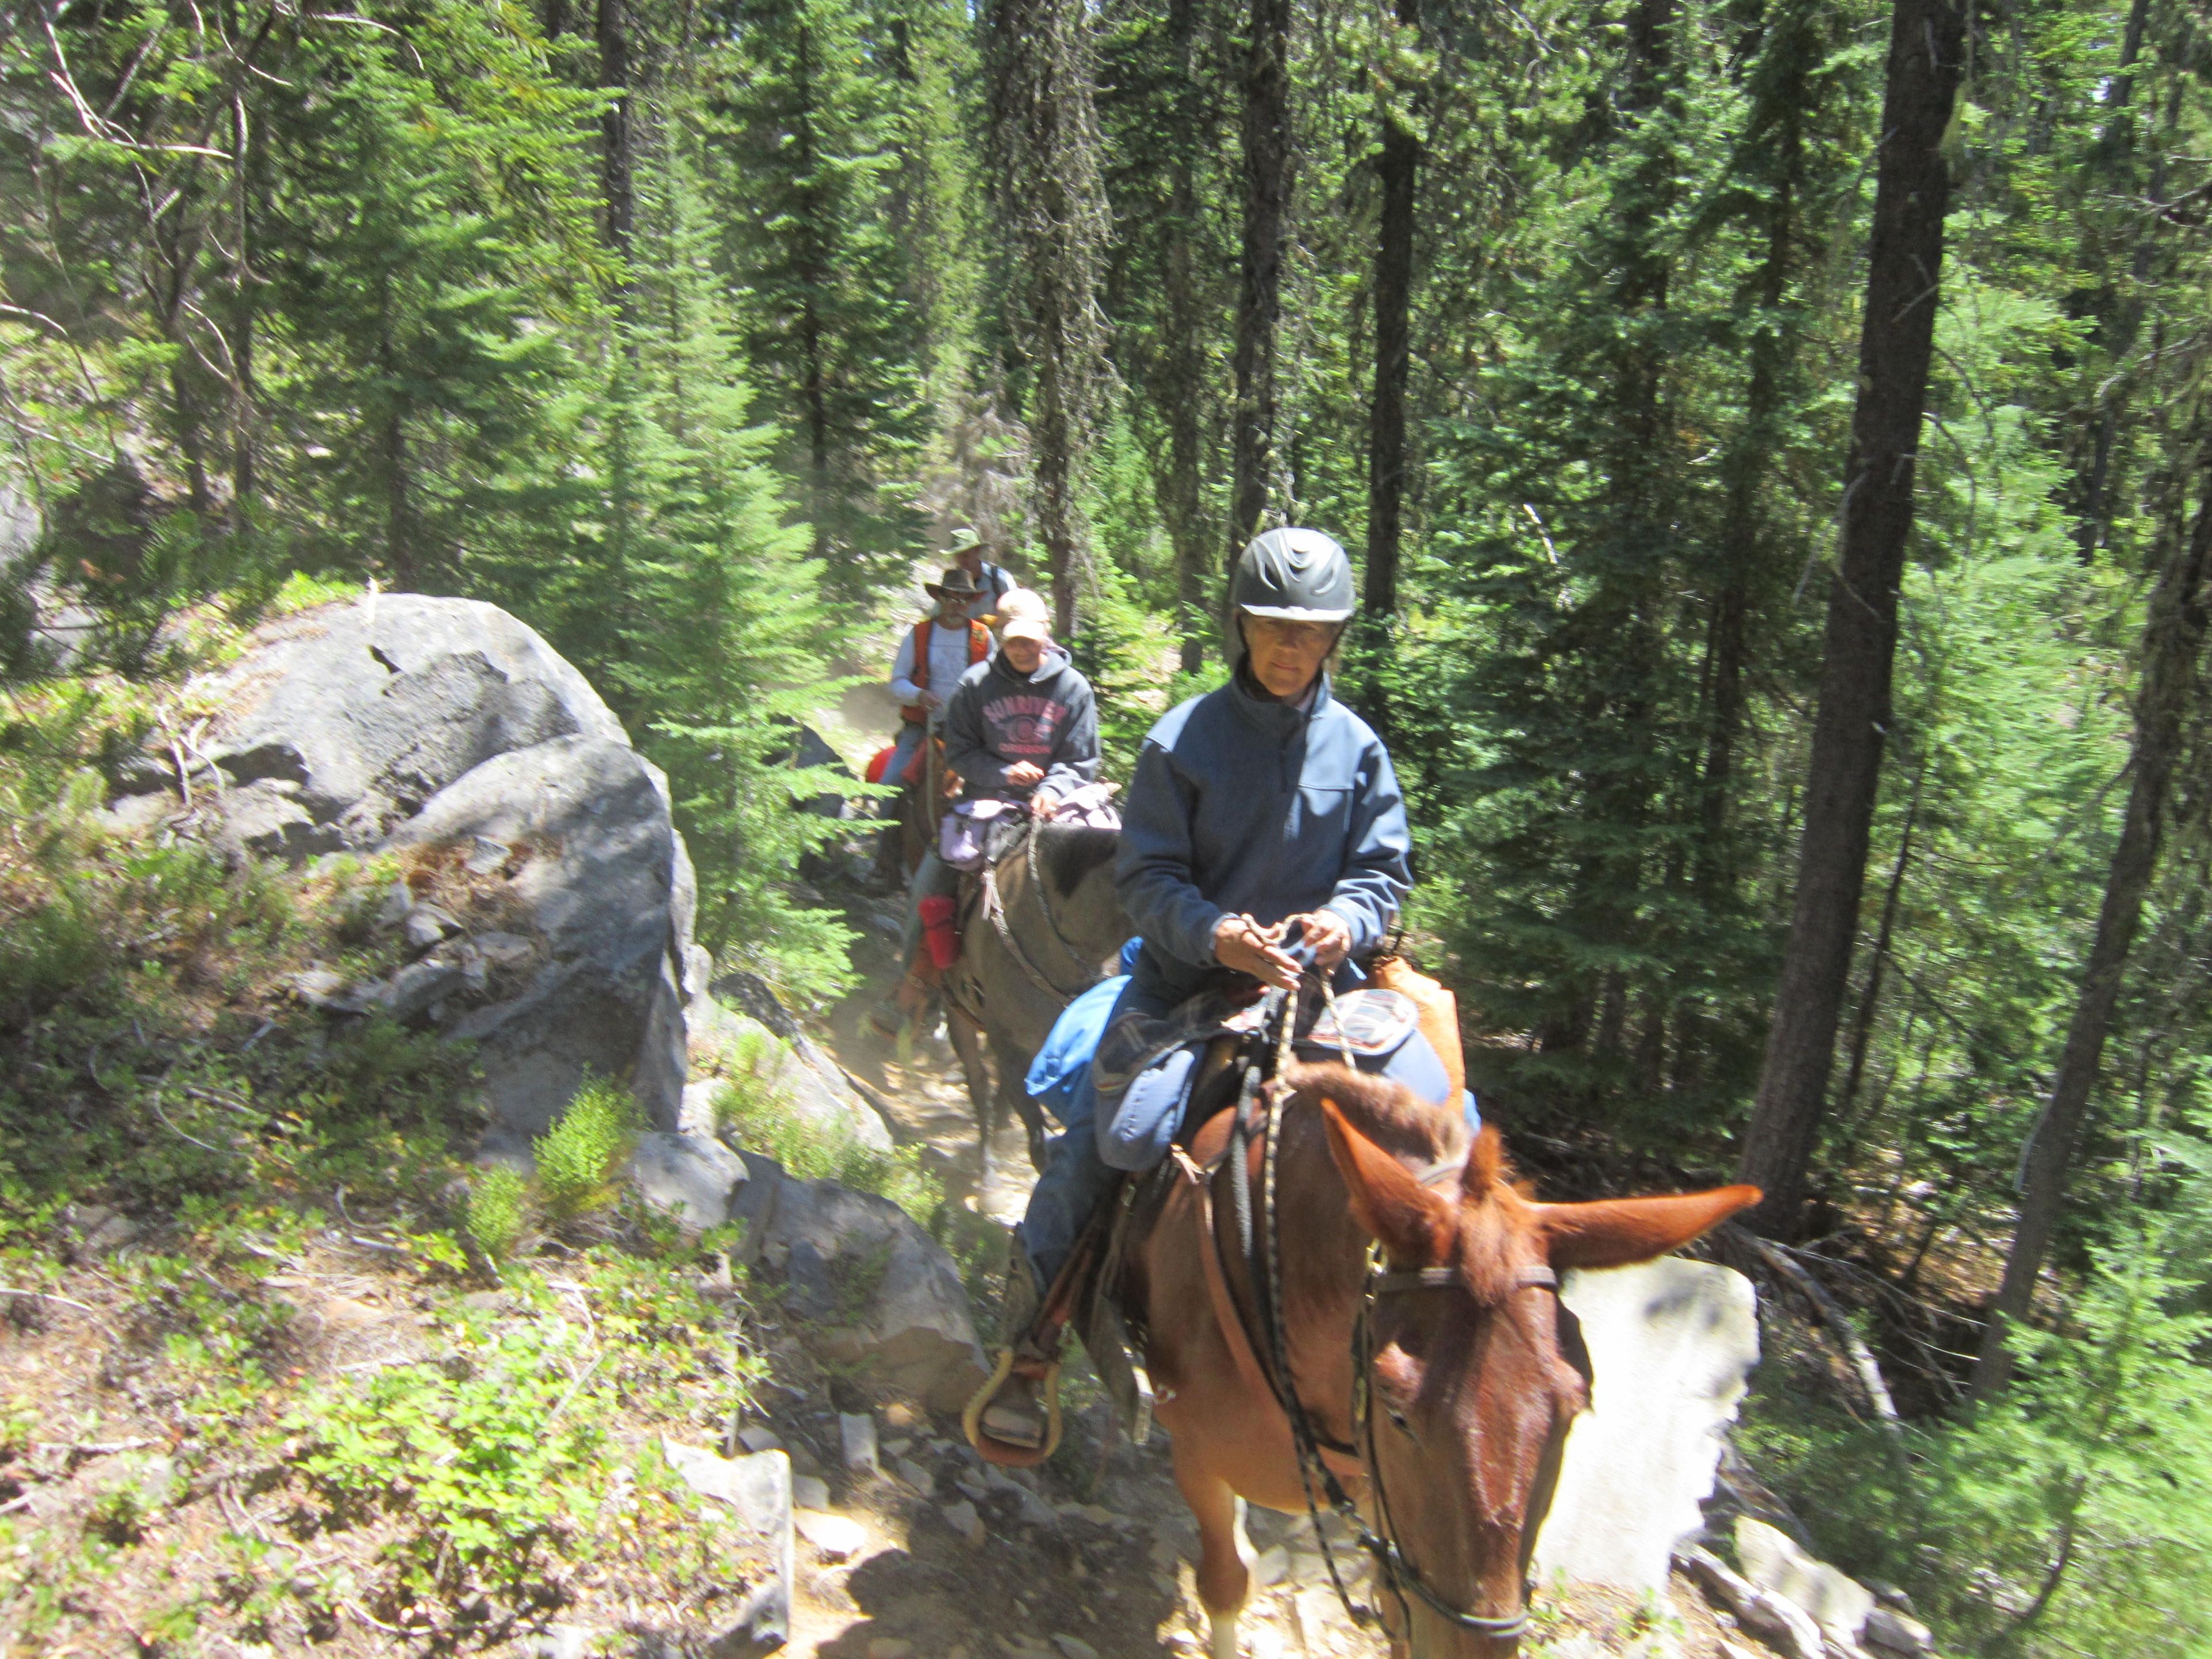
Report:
963,1347,1063,1468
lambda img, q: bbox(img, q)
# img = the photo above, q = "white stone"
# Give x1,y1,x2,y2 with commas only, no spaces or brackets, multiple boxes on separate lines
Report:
1737,1517,1876,1644
1531,1259,1762,1592
791,1474,830,1510
796,1509,867,1561
628,1131,747,1230
1052,1638,1100,1659
839,1411,880,1475
1863,1607,1934,1657
660,1440,792,1646
736,1425,784,1454
1249,1544,1289,1589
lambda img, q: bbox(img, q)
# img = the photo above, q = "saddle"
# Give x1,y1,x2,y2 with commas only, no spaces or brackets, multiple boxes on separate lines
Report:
1031,983,1430,1452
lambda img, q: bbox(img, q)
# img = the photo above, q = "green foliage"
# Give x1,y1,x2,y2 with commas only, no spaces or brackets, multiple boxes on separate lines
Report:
292,1314,608,1593
532,1082,636,1224
704,0,929,582
712,1067,935,1225
464,1165,532,1263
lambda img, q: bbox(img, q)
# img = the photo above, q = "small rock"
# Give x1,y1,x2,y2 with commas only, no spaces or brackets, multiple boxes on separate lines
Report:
941,1498,985,1547
471,930,536,968
791,1474,829,1510
80,1211,141,1259
1051,1638,1099,1659
892,1455,933,1493
1250,1544,1289,1588
1863,1608,1934,1657
630,1132,748,1230
374,879,415,929
882,1436,914,1459
955,1471,990,1503
464,836,510,873
661,1440,792,1539
839,1411,880,1475
795,1509,866,1561
378,956,465,1021
1738,1517,1876,1645
528,1627,594,1659
403,902,461,950
291,965,350,1007
736,1425,783,1454
866,1641,912,1659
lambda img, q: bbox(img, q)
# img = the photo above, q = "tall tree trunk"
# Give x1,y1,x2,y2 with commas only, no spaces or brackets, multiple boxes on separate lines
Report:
598,0,635,266
1737,0,1965,1237
1970,470,2212,1398
1230,0,1291,558
2073,0,2153,559
789,22,833,569
987,0,1110,634
1364,0,1418,619
1164,0,1212,672
1838,751,1925,1126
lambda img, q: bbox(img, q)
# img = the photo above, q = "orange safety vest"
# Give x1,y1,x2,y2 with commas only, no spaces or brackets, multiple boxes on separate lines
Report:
900,619,991,724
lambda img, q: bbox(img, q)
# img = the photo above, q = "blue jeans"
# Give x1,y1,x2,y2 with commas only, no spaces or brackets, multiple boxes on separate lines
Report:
1019,978,1175,1289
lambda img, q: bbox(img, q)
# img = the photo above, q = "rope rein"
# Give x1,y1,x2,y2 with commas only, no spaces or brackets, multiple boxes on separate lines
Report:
1244,972,1548,1642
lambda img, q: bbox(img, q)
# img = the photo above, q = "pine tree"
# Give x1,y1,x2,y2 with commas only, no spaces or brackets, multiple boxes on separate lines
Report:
706,0,928,586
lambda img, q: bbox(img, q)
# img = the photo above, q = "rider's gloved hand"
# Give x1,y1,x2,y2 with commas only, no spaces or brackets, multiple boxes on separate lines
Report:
1213,913,1302,991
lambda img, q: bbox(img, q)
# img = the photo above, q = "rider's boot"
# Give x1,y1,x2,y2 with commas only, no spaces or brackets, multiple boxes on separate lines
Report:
967,1234,1065,1462
866,948,937,1041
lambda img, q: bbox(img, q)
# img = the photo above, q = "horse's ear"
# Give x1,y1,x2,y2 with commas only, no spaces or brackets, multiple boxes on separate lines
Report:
1319,1097,1455,1267
1534,1186,1760,1270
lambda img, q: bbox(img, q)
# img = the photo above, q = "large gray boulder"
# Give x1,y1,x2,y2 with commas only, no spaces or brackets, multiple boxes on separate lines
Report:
172,592,628,854
110,593,700,1137
1531,1258,1760,1593
730,1154,987,1412
389,735,692,1135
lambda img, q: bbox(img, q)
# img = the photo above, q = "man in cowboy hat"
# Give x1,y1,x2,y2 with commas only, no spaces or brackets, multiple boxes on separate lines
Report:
883,564,997,796
948,525,1016,619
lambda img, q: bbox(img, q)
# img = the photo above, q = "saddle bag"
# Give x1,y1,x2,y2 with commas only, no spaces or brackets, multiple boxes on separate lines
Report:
1369,954,1467,1100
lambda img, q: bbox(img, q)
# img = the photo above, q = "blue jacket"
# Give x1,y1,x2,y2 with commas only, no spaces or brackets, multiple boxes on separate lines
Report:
1116,666,1412,1001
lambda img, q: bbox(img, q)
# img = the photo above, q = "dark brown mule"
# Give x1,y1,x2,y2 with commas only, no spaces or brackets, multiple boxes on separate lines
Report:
1130,1063,1758,1657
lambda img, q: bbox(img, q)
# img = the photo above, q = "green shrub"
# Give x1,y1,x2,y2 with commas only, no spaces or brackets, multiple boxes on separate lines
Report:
533,1081,635,1221
465,1165,532,1261
712,1070,935,1222
291,1315,606,1593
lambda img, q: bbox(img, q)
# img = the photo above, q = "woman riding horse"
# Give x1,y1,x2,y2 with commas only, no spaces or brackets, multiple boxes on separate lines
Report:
978,527,1434,1450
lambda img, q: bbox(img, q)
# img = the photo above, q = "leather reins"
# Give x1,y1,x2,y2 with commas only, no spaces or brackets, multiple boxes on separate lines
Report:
1225,978,1555,1644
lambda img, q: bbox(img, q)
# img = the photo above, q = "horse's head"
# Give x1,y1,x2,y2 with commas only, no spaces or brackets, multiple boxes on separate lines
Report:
1318,1095,1758,1656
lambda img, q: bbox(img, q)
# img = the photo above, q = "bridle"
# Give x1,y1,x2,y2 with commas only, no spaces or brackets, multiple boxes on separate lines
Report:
1238,977,1562,1645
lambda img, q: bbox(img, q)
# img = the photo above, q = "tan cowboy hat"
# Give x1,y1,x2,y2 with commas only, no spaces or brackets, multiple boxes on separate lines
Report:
925,566,984,600
996,588,1052,643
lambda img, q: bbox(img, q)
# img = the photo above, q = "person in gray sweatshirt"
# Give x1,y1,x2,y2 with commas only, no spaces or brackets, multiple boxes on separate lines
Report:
874,590,1101,1033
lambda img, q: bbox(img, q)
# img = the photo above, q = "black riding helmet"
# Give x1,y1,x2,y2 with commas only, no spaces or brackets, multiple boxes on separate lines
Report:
1231,528,1356,624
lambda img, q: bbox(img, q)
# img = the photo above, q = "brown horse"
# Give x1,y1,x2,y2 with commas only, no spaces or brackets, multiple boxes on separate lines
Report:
1130,1063,1758,1657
